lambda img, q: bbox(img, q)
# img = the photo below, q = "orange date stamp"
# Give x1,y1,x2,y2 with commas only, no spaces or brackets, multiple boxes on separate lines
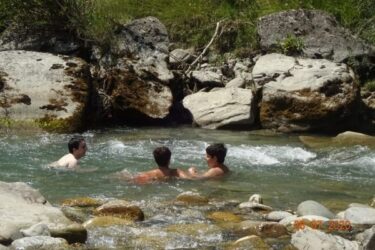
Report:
293,219,352,232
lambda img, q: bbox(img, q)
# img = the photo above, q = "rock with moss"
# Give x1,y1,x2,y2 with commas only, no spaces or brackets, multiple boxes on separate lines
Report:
207,211,242,223
91,17,174,123
0,50,90,132
94,200,144,221
83,216,134,228
254,53,359,132
176,191,209,205
257,9,375,81
61,197,103,208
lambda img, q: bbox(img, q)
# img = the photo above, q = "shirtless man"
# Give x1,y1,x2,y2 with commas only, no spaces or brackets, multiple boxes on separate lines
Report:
133,146,191,184
49,136,87,169
188,143,229,179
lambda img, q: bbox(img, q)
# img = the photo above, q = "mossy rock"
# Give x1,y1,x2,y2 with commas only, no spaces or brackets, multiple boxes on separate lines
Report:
94,200,144,221
0,51,91,133
176,191,209,205
61,197,103,207
207,211,242,223
61,206,91,223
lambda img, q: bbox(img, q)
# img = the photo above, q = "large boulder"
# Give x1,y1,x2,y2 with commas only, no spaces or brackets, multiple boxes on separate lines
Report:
182,87,255,129
0,181,86,245
0,50,90,131
10,236,69,250
0,24,81,55
91,17,174,122
297,200,335,219
254,53,359,132
257,9,375,63
291,227,360,250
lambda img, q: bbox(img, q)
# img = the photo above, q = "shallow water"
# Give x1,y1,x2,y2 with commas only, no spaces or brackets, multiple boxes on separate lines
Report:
1,127,374,211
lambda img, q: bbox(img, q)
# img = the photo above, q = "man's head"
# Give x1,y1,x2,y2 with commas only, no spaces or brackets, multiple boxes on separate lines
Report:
206,143,227,164
68,136,87,159
153,146,171,167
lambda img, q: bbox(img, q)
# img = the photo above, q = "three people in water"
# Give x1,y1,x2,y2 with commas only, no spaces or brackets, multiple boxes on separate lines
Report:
50,136,229,183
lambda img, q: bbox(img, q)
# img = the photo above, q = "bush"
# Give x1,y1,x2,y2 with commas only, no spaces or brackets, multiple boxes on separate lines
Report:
0,0,95,41
278,34,304,56
364,80,375,92
0,0,373,55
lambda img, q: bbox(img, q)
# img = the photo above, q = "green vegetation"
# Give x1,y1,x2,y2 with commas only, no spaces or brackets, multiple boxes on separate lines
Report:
0,0,374,55
365,80,375,92
278,34,304,56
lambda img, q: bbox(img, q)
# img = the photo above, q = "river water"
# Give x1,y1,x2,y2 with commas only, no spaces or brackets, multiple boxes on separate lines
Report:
1,127,373,211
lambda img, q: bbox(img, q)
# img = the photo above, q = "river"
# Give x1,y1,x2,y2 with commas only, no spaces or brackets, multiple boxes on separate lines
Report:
1,126,373,211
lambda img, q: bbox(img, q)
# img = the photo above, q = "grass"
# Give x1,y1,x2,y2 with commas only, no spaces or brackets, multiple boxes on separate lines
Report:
0,0,373,54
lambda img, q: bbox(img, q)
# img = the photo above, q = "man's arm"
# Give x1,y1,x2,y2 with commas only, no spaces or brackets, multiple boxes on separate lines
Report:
176,169,194,179
187,167,223,179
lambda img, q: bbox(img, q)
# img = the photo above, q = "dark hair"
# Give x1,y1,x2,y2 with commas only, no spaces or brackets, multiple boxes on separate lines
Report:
206,143,227,163
68,136,85,153
153,146,171,167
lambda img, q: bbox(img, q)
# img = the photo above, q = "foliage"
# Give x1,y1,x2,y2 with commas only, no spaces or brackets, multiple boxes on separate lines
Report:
0,0,95,41
0,0,373,54
365,80,375,92
278,34,305,56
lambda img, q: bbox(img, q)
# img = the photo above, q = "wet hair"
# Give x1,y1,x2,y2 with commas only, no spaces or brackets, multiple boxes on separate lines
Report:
206,143,227,163
153,146,171,167
68,136,85,153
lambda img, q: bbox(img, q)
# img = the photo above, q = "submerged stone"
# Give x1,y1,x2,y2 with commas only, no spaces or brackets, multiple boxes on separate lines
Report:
94,200,144,221
207,211,242,223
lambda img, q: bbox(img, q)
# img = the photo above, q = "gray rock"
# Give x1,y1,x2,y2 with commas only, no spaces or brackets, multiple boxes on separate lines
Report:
11,236,68,250
182,87,255,129
344,207,375,224
21,223,50,237
292,227,360,250
355,225,375,250
266,211,294,222
257,9,374,62
239,202,273,211
225,77,246,88
94,16,173,83
255,54,358,132
169,48,194,64
0,50,90,131
0,181,86,244
297,200,335,219
0,245,8,250
249,194,263,203
191,70,223,88
0,24,80,55
279,215,298,226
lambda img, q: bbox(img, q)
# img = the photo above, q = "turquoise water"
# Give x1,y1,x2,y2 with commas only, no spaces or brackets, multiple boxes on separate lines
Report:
1,127,374,211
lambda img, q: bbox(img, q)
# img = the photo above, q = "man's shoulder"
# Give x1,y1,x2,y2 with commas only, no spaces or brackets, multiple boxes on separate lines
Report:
57,153,78,168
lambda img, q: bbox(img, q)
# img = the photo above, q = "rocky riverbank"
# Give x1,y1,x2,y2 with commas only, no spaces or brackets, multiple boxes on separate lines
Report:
0,9,374,134
1,181,374,249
